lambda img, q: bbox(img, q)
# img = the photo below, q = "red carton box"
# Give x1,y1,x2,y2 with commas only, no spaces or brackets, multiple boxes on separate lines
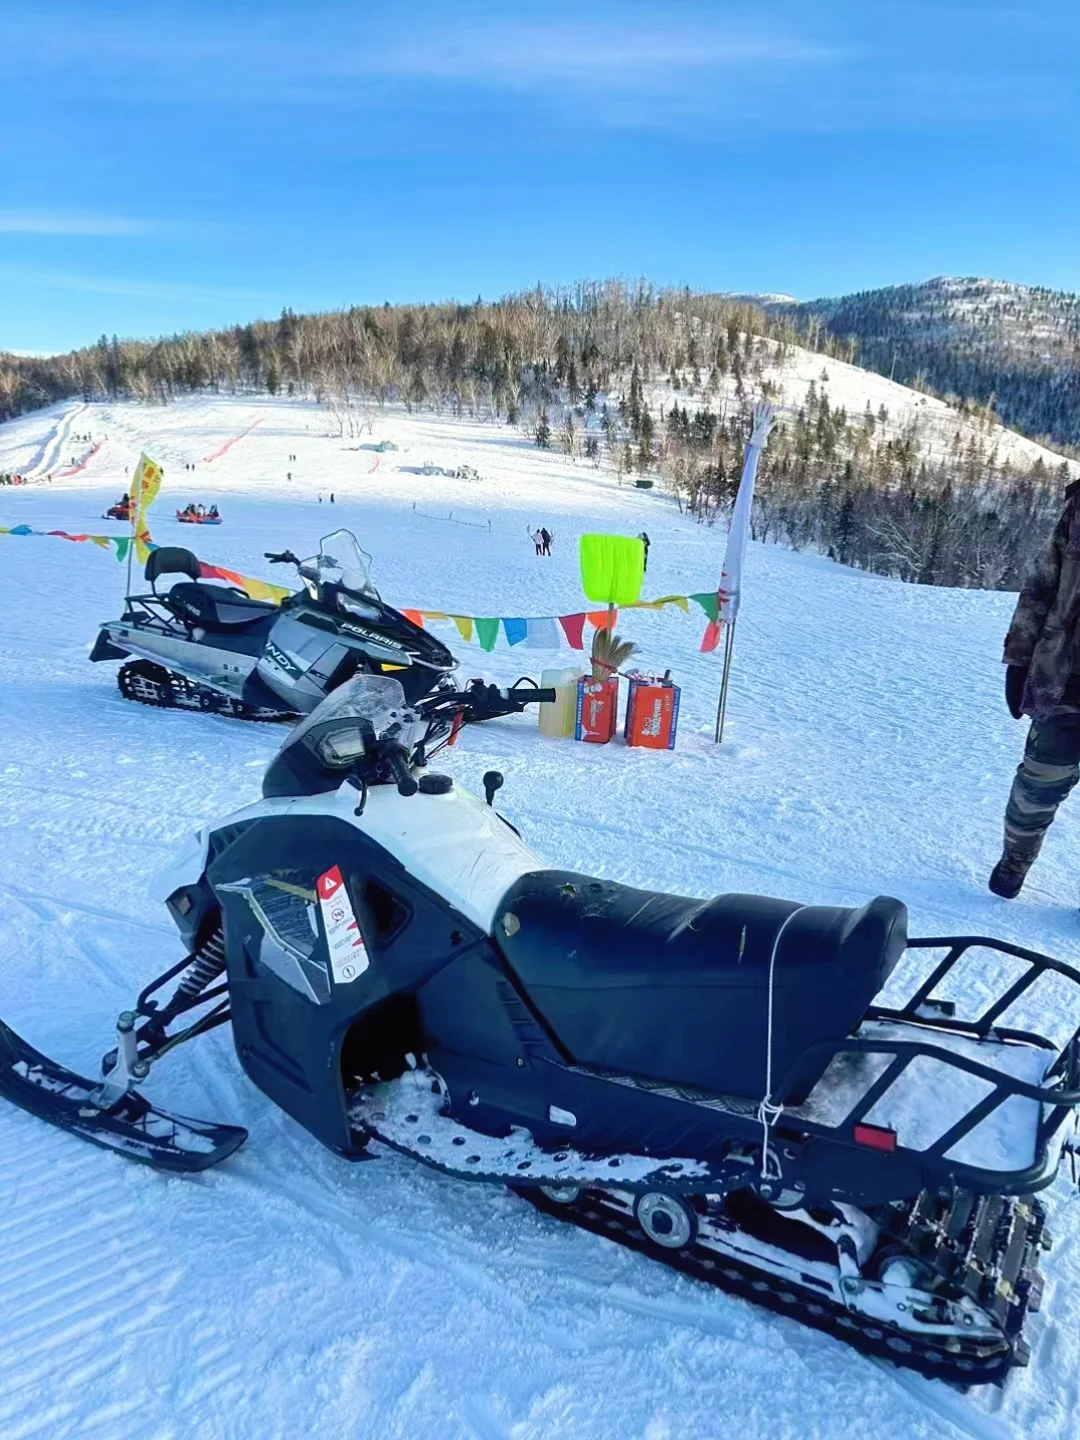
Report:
624,675,680,750
575,677,619,743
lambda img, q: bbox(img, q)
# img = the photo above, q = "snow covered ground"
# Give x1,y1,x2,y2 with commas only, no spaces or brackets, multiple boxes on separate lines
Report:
2,395,1080,1439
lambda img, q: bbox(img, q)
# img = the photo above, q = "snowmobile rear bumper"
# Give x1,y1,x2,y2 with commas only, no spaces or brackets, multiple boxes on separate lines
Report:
90,628,128,662
0,1019,246,1172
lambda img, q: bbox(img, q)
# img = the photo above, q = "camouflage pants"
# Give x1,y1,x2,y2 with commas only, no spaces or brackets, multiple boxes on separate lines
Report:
1004,706,1080,850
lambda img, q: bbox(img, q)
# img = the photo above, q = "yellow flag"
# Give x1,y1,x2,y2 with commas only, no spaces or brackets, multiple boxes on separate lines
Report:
450,615,474,643
131,453,163,537
240,574,291,604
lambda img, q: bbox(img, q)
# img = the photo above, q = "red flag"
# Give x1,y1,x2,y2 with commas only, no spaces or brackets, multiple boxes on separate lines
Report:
559,613,587,649
699,619,723,653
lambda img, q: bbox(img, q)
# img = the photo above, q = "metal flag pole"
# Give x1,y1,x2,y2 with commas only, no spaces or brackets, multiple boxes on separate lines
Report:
714,619,737,744
125,460,139,600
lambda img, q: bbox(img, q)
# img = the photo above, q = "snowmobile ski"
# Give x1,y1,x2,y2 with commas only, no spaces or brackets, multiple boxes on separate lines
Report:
0,1019,246,1172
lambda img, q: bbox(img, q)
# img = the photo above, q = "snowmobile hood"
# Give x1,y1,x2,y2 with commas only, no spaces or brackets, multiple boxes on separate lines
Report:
151,780,550,935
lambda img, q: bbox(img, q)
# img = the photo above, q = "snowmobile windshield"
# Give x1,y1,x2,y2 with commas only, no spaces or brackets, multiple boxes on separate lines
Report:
292,675,413,765
298,531,378,601
263,675,423,797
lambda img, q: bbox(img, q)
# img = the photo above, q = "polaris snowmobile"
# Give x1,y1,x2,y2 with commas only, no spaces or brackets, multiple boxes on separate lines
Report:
3,674,1080,1384
90,528,466,723
104,500,132,521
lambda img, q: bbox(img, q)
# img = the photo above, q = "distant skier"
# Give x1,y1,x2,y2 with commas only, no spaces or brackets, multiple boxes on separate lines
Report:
638,531,651,572
992,480,1080,898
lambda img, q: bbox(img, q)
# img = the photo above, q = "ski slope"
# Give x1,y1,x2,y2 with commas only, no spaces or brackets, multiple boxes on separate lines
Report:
1,395,1080,1440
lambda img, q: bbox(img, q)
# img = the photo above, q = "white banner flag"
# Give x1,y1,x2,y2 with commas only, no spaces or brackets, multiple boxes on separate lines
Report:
717,400,775,623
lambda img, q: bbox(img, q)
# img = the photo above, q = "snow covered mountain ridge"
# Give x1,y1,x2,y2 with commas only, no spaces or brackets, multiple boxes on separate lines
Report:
772,277,1080,449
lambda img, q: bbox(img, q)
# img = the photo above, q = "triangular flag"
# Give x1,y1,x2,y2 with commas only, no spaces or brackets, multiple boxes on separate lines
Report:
690,591,719,623
450,615,473,643
633,594,689,613
401,609,425,628
113,537,130,562
420,610,448,621
475,617,500,652
587,609,616,629
502,617,527,647
523,617,560,649
88,535,111,550
700,619,723,653
558,613,587,649
240,575,290,604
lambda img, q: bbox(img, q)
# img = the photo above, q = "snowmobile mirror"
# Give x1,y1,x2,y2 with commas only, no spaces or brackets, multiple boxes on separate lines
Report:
483,771,504,807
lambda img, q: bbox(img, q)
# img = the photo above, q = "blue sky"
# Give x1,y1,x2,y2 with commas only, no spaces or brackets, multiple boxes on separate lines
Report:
2,0,1078,353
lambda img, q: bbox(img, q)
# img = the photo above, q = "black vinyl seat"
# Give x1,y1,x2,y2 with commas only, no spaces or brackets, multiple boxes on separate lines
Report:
495,871,907,1102
166,581,278,631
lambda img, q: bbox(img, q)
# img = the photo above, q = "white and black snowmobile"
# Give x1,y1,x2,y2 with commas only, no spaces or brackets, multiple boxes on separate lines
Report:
90,528,464,721
3,674,1080,1384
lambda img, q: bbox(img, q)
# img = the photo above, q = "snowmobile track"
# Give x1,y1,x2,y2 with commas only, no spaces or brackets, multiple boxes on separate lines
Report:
521,1188,1019,1389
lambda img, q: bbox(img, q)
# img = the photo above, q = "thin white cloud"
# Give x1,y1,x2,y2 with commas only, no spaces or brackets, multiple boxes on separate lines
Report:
367,23,843,90
0,213,156,237
0,212,220,239
0,263,274,309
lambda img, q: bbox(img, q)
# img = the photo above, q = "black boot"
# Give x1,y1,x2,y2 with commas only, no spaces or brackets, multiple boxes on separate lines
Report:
988,838,1041,899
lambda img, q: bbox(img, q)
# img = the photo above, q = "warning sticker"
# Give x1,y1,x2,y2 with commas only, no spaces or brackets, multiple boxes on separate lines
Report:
316,865,369,985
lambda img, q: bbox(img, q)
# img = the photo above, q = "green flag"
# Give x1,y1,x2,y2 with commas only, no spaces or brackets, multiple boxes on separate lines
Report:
475,617,500,652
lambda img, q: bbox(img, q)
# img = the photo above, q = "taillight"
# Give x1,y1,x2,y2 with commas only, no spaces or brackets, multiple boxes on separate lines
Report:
853,1122,898,1153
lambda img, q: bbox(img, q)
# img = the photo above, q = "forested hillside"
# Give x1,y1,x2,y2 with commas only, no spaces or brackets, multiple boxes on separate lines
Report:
777,276,1080,449
1,279,1075,592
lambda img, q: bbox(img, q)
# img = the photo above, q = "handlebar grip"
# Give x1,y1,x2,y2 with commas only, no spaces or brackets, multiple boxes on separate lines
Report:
386,745,419,797
507,685,557,705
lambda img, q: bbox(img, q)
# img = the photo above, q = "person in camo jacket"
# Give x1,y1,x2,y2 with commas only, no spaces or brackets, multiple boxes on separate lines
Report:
992,480,1080,898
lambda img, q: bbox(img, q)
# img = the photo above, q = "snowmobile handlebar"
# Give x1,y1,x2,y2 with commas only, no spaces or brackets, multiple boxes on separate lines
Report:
383,742,420,797
264,550,300,566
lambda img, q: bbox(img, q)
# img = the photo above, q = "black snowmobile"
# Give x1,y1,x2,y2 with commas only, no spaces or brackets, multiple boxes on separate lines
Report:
3,674,1080,1384
90,528,464,721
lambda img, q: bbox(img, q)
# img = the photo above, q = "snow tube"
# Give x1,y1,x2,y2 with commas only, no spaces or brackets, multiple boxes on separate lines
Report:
176,513,223,525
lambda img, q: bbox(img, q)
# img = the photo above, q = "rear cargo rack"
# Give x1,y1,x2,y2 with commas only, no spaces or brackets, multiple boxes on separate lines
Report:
777,936,1080,1193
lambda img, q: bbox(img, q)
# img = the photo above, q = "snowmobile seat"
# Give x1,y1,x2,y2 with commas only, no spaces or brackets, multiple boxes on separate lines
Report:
165,581,279,631
495,872,907,1103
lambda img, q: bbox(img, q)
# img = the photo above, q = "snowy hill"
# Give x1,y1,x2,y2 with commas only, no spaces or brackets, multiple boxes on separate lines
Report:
774,277,1080,449
1,395,1080,1439
640,323,1077,481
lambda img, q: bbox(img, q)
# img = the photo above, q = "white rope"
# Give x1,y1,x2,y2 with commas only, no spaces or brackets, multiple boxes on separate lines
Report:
758,905,809,1183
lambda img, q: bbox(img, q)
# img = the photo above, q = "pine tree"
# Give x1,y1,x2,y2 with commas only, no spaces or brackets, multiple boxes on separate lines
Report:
629,361,643,434
535,410,551,448
567,358,581,405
